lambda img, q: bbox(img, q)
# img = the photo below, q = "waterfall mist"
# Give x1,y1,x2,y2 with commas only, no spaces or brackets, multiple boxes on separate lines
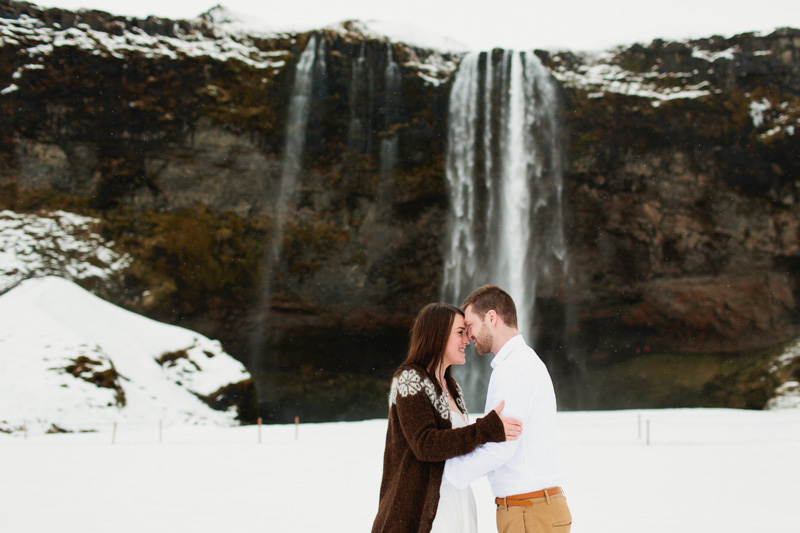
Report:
442,50,571,411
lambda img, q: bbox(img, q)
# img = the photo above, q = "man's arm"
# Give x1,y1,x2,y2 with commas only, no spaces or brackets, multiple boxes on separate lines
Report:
444,366,533,489
444,436,519,489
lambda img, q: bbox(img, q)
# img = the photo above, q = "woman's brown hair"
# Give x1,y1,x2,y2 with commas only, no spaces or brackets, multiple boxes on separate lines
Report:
396,302,463,400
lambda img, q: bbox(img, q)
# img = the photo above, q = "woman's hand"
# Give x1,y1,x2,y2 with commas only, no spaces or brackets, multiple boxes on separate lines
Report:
493,400,522,441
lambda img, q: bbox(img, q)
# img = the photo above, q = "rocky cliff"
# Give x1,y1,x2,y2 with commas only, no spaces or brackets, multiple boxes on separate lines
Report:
545,32,800,408
1,0,798,420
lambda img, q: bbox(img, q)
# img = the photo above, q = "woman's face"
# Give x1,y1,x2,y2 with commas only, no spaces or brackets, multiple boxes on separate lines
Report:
442,313,470,369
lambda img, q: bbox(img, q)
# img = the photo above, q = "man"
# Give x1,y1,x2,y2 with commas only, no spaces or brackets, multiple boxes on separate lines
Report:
444,285,572,532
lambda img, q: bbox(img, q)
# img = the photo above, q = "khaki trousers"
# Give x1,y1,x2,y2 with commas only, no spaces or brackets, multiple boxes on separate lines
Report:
496,492,572,533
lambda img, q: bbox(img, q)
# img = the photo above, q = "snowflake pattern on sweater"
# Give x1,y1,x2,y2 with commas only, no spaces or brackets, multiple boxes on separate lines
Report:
454,381,468,416
389,368,454,421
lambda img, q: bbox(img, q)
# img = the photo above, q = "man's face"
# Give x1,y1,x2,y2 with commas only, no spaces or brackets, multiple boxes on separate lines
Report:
464,305,493,355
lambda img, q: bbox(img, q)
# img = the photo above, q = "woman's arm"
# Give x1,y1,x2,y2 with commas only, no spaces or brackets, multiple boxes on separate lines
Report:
392,368,506,462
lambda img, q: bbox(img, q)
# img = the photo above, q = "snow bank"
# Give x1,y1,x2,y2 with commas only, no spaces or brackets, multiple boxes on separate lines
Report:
766,337,800,409
0,276,251,434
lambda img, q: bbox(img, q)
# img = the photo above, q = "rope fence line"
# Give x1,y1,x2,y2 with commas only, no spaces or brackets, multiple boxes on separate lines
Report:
557,410,800,447
1,415,307,444
4,411,799,446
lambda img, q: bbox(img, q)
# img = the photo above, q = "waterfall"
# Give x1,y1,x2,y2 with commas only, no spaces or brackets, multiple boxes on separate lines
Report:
348,42,368,153
443,53,480,301
498,50,534,337
250,34,326,389
379,45,401,211
443,50,569,410
271,34,326,263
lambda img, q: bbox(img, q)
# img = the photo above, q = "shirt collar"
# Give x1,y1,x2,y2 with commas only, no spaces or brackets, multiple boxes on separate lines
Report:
490,334,526,369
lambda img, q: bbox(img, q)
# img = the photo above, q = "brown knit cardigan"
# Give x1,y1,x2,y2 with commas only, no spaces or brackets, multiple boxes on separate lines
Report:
371,364,506,533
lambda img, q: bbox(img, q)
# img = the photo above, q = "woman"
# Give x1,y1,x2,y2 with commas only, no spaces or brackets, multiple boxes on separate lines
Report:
371,303,522,533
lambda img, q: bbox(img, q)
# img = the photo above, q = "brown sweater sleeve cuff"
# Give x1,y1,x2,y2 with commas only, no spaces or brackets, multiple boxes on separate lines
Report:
476,409,506,443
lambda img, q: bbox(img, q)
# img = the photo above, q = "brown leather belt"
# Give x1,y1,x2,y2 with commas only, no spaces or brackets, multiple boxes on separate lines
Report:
495,487,562,507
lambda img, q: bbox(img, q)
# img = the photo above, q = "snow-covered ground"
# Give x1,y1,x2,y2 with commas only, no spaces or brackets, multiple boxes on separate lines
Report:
0,276,251,434
1,407,798,532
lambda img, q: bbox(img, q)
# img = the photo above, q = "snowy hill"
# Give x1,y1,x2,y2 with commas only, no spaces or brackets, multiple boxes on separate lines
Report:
0,276,252,435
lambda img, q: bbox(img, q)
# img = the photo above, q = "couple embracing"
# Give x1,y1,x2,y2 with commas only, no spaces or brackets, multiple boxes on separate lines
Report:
372,285,572,533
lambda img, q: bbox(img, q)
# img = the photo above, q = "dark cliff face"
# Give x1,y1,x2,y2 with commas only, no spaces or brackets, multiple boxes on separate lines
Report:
1,1,799,419
553,32,800,355
537,31,800,409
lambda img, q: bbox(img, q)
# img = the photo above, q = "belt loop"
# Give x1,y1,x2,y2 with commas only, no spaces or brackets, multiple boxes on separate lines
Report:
544,488,551,505
503,497,508,511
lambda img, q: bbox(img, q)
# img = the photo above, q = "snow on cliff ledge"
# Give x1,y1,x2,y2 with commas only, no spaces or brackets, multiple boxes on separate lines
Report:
0,276,252,435
1,210,129,292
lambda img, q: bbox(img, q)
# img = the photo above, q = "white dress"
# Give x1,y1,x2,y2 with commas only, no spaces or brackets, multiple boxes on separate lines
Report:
429,410,478,533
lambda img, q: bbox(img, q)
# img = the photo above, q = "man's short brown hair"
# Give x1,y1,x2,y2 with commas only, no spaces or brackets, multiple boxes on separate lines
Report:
462,285,518,329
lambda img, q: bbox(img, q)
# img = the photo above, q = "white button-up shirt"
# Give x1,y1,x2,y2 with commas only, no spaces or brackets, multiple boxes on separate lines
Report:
444,334,564,497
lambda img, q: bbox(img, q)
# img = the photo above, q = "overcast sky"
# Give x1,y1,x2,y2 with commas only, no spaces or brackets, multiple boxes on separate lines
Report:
34,0,800,52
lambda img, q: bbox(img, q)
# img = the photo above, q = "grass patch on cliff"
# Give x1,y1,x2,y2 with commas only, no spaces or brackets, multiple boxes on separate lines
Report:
102,205,268,318
197,61,282,148
0,185,91,213
586,347,782,410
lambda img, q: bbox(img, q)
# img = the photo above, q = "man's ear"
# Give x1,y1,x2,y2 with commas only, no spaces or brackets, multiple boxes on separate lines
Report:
486,310,497,326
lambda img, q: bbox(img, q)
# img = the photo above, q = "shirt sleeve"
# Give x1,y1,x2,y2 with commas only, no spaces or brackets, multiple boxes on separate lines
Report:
392,369,506,463
443,365,534,488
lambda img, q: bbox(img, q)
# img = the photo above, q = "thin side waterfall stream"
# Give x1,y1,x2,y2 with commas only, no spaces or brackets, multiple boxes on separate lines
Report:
442,50,570,410
271,34,325,264
249,34,326,389
379,45,401,214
